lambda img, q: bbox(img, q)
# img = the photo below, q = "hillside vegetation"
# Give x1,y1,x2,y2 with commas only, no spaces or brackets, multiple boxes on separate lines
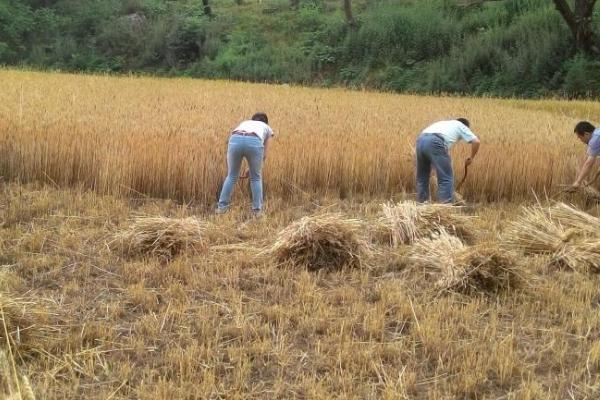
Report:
2,0,600,97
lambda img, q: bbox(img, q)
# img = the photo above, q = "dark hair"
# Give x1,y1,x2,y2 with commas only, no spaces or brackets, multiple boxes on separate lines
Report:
456,118,470,128
251,112,268,124
574,121,595,135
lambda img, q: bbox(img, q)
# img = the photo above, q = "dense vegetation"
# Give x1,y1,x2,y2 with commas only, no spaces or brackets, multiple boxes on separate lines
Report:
1,0,600,97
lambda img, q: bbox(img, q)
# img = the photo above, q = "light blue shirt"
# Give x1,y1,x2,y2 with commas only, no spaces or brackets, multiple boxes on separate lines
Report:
422,120,478,149
587,128,600,157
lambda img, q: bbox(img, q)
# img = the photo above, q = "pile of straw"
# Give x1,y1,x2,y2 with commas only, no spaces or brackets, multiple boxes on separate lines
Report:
379,201,474,246
113,216,208,261
408,230,521,294
555,185,600,209
504,202,600,273
268,213,368,270
582,185,600,202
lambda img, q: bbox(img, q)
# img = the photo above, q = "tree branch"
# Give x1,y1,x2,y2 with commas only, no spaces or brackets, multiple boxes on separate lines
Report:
553,0,578,34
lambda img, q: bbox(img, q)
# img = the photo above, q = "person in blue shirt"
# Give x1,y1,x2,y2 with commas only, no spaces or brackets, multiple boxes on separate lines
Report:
569,121,600,191
416,118,481,203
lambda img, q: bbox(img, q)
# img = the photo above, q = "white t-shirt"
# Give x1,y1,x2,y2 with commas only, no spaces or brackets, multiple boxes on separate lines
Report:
233,120,274,143
422,120,478,149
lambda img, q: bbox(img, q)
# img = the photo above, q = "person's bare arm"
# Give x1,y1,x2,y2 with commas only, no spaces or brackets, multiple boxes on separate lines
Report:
573,155,597,187
263,136,271,161
465,137,480,166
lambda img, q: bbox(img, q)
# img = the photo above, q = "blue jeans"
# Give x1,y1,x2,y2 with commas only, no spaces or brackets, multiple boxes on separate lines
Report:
416,133,454,203
218,135,264,211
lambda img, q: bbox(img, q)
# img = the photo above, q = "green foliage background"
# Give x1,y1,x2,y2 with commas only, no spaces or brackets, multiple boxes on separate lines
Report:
1,0,599,97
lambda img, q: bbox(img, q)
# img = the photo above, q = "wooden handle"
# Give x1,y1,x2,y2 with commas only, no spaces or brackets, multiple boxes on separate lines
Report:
456,163,469,191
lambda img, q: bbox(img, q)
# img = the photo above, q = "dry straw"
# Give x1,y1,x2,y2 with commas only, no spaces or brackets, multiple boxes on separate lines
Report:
0,350,36,400
408,230,521,294
268,213,369,270
560,185,600,203
379,201,474,246
21,376,35,400
0,294,59,354
581,185,600,202
1,308,37,400
504,202,600,273
113,216,209,261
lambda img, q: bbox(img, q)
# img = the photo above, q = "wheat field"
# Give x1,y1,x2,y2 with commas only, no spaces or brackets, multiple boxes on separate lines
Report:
1,69,600,204
1,70,600,399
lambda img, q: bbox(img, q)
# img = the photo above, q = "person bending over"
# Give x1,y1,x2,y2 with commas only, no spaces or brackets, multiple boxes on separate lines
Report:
217,112,274,215
415,118,480,203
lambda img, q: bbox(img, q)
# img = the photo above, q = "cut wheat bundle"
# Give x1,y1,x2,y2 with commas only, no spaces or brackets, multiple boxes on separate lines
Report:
268,213,369,270
113,216,209,261
553,240,600,273
549,202,600,233
379,201,475,246
408,230,521,294
504,202,600,274
582,185,600,202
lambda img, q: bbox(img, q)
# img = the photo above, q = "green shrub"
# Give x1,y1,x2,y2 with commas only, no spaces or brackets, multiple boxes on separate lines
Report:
562,55,600,97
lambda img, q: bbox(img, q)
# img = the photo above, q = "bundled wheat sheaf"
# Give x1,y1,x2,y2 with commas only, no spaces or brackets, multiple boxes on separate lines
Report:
559,185,600,204
505,202,600,273
379,201,474,246
114,216,208,260
269,213,368,270
408,230,521,294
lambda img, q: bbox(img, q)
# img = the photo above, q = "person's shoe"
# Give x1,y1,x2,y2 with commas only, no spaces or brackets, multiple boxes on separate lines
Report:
251,210,263,219
215,207,229,215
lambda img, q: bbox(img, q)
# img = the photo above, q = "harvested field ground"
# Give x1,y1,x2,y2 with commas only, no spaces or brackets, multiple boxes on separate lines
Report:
1,184,600,399
1,70,600,399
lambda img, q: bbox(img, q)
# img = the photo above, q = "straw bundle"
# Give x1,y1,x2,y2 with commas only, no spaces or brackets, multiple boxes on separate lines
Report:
504,202,600,273
582,185,600,202
567,185,600,202
549,202,600,234
114,216,208,260
379,201,474,246
408,230,464,273
556,185,600,208
268,213,368,270
503,205,568,255
408,231,521,294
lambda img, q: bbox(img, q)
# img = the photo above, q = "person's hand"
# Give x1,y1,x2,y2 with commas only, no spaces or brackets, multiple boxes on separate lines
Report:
565,182,580,193
240,169,249,179
465,157,473,167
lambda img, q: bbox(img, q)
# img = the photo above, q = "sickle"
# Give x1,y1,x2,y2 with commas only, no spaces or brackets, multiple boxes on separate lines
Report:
456,163,469,191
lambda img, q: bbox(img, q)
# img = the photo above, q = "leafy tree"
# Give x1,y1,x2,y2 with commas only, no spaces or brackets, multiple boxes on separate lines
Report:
552,0,598,54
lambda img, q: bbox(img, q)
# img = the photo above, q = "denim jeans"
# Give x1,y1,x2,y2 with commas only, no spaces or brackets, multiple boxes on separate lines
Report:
218,135,264,211
416,133,454,203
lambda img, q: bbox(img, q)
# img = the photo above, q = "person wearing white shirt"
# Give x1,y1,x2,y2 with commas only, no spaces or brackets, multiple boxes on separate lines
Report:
217,113,274,215
416,118,480,203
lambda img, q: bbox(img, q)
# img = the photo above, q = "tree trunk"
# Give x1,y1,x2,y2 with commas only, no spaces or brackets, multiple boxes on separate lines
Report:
202,0,212,17
552,0,598,54
343,0,356,28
